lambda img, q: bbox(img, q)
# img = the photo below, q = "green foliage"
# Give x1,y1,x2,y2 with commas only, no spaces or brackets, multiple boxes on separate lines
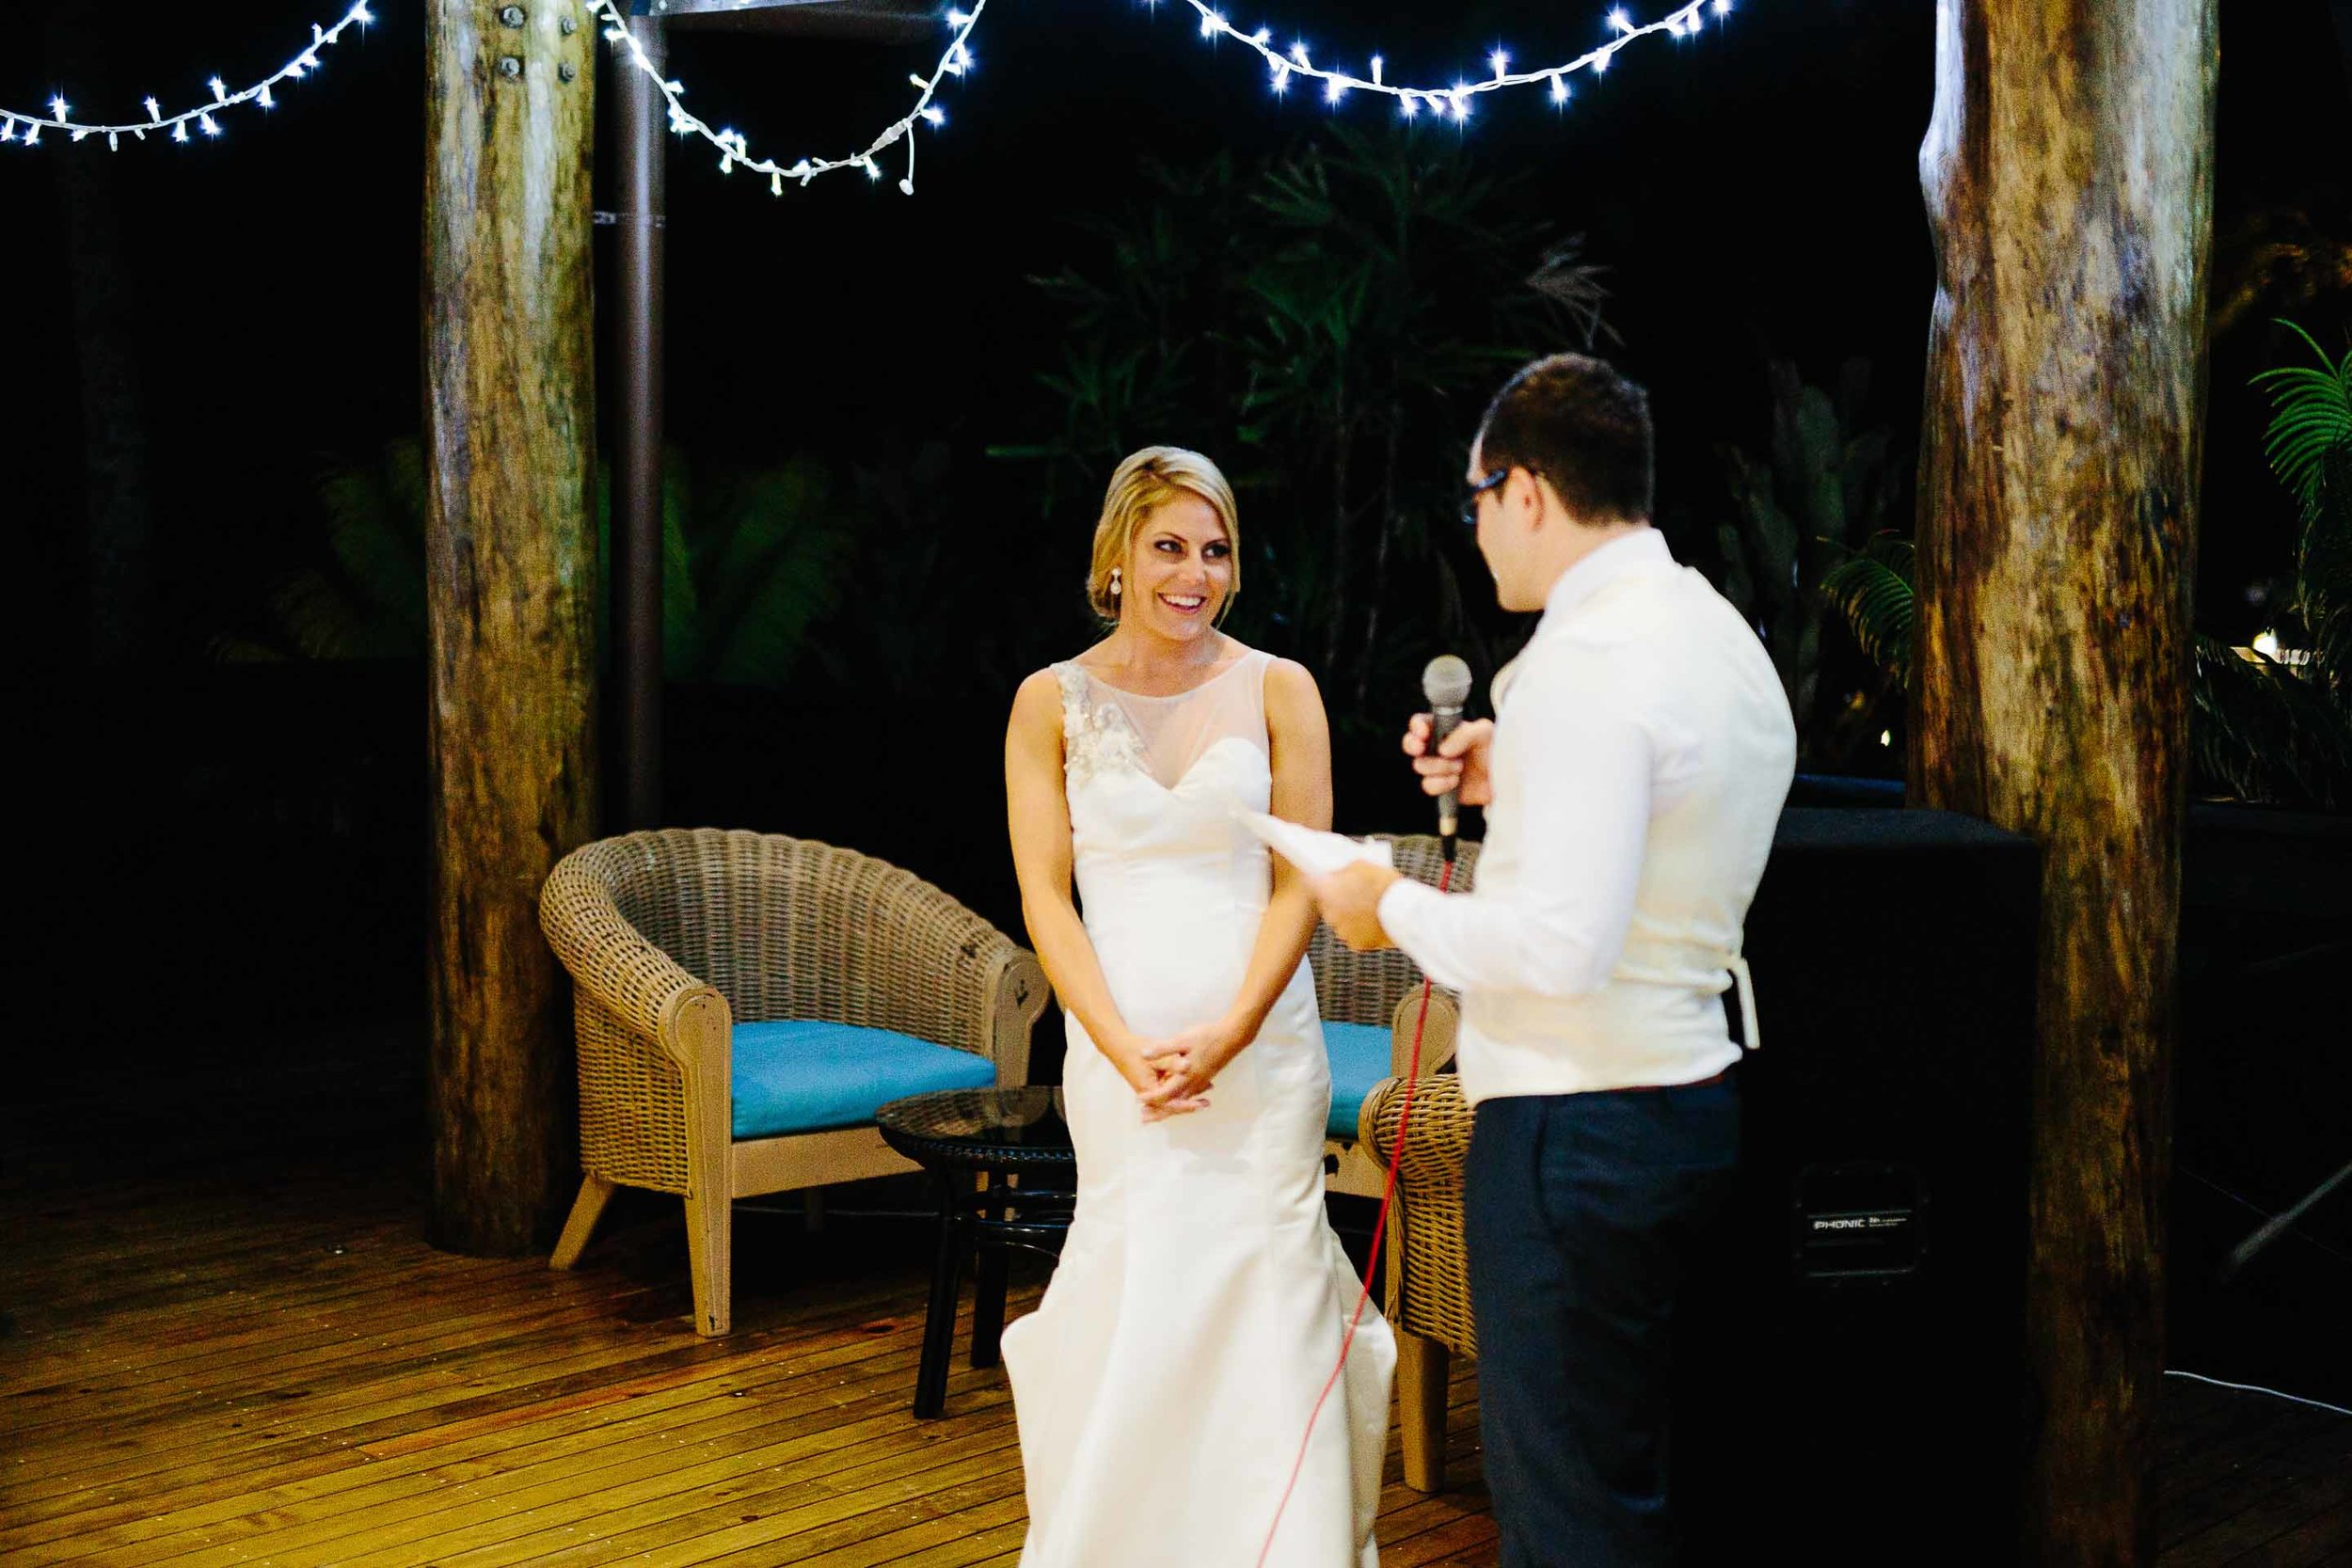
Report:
2191,633,2352,810
2252,321,2352,519
1716,358,1905,763
996,124,1610,716
615,453,852,689
812,441,1065,704
223,439,430,661
224,438,850,690
2251,321,2352,699
1820,534,1915,686
1820,323,2352,806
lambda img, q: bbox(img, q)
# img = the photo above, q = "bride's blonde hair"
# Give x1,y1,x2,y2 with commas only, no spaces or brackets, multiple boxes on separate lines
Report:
1088,447,1242,624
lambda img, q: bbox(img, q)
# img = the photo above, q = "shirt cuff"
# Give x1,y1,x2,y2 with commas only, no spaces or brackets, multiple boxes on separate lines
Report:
1377,877,1444,969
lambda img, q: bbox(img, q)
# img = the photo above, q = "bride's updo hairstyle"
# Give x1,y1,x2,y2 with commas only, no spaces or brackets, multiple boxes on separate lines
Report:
1088,446,1242,625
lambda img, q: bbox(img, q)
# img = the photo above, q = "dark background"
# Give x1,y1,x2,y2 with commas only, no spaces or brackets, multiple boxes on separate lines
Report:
3,0,2346,1402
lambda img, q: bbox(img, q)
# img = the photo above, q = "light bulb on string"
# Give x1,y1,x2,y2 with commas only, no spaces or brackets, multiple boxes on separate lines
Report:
579,0,986,198
1163,1,1733,145
8,3,378,151
574,0,1749,200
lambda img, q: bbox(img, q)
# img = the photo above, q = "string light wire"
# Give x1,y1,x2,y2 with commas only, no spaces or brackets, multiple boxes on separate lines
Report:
583,0,981,196
586,0,1730,198
1184,0,1732,124
5,1,1730,183
0,4,375,152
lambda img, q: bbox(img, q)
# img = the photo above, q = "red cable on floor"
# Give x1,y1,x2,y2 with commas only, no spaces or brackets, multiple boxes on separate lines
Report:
1256,859,1454,1568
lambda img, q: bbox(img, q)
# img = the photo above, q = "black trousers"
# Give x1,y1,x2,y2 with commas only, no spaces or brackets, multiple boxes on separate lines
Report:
1464,1075,1740,1568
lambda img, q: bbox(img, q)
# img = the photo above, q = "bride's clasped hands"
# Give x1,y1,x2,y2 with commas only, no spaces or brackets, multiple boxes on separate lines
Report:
1136,1017,1248,1120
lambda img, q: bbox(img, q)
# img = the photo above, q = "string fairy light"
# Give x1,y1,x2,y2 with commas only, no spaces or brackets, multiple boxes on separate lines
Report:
1184,0,1732,124
583,0,981,197
596,0,1730,201
0,4,374,152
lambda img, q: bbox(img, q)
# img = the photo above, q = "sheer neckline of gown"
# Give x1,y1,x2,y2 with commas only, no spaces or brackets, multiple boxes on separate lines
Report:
1058,649,1271,792
1066,650,1254,702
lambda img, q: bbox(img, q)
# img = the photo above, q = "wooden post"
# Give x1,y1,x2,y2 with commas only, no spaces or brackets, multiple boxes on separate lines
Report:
422,0,600,1256
1913,1,2215,1560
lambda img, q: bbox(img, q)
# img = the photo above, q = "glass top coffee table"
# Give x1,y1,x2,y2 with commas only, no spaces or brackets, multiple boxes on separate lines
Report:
874,1086,1076,1418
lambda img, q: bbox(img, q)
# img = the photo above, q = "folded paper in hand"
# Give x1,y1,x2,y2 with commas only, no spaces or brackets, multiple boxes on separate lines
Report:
1237,813,1396,878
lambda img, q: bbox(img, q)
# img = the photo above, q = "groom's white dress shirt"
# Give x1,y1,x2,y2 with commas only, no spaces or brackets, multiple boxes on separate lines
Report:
1377,529,1798,1104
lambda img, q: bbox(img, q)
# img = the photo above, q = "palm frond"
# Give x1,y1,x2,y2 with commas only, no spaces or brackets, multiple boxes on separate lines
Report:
2190,632,2352,808
1525,237,1614,348
2252,320,2352,519
1821,546,1915,683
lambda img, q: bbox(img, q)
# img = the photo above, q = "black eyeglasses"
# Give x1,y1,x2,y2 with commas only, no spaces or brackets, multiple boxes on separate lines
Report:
1460,468,1507,527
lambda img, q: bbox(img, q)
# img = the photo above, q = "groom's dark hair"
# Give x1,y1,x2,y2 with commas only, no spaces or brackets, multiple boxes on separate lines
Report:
1476,354,1653,527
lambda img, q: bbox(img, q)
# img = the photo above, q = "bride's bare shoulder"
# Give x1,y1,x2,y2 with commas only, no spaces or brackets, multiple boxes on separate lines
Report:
1261,656,1328,740
1009,667,1068,733
1261,655,1323,704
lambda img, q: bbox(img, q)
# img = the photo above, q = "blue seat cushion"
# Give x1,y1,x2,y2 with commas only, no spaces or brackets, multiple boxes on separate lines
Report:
730,1020,996,1141
1325,1022,1393,1143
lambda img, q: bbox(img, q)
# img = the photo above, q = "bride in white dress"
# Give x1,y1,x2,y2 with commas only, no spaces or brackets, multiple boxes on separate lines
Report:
1001,447,1394,1568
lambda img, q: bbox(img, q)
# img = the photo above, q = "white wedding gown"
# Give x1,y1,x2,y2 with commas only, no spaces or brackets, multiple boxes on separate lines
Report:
1002,648,1394,1568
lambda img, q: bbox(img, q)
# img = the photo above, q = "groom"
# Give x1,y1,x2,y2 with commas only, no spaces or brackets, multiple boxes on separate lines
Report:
1309,354,1796,1566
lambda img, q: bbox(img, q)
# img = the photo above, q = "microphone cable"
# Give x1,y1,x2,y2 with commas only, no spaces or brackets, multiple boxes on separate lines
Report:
1255,857,1455,1568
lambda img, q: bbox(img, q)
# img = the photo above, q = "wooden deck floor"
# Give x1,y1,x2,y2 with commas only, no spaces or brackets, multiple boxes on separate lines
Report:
3,1145,2345,1565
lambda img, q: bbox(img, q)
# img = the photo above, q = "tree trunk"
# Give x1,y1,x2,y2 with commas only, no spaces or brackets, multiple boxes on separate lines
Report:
1912,2,2215,1561
422,0,600,1256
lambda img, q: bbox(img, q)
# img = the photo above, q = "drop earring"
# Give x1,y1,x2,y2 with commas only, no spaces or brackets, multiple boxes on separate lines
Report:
1109,568,1123,597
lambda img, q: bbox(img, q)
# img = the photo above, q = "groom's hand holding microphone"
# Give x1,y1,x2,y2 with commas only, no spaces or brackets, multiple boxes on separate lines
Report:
1405,713,1495,811
1314,656,1495,951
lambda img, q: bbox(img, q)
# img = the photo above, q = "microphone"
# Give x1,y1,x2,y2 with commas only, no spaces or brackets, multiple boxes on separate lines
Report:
1422,655,1473,863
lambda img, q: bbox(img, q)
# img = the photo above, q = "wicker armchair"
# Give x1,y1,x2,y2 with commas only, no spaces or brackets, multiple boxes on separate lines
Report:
1361,1071,1477,1491
1309,833,1478,1197
538,829,1049,1336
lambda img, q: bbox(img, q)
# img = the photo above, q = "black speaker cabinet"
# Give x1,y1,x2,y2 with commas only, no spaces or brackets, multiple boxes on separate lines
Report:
1677,806,2041,1565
